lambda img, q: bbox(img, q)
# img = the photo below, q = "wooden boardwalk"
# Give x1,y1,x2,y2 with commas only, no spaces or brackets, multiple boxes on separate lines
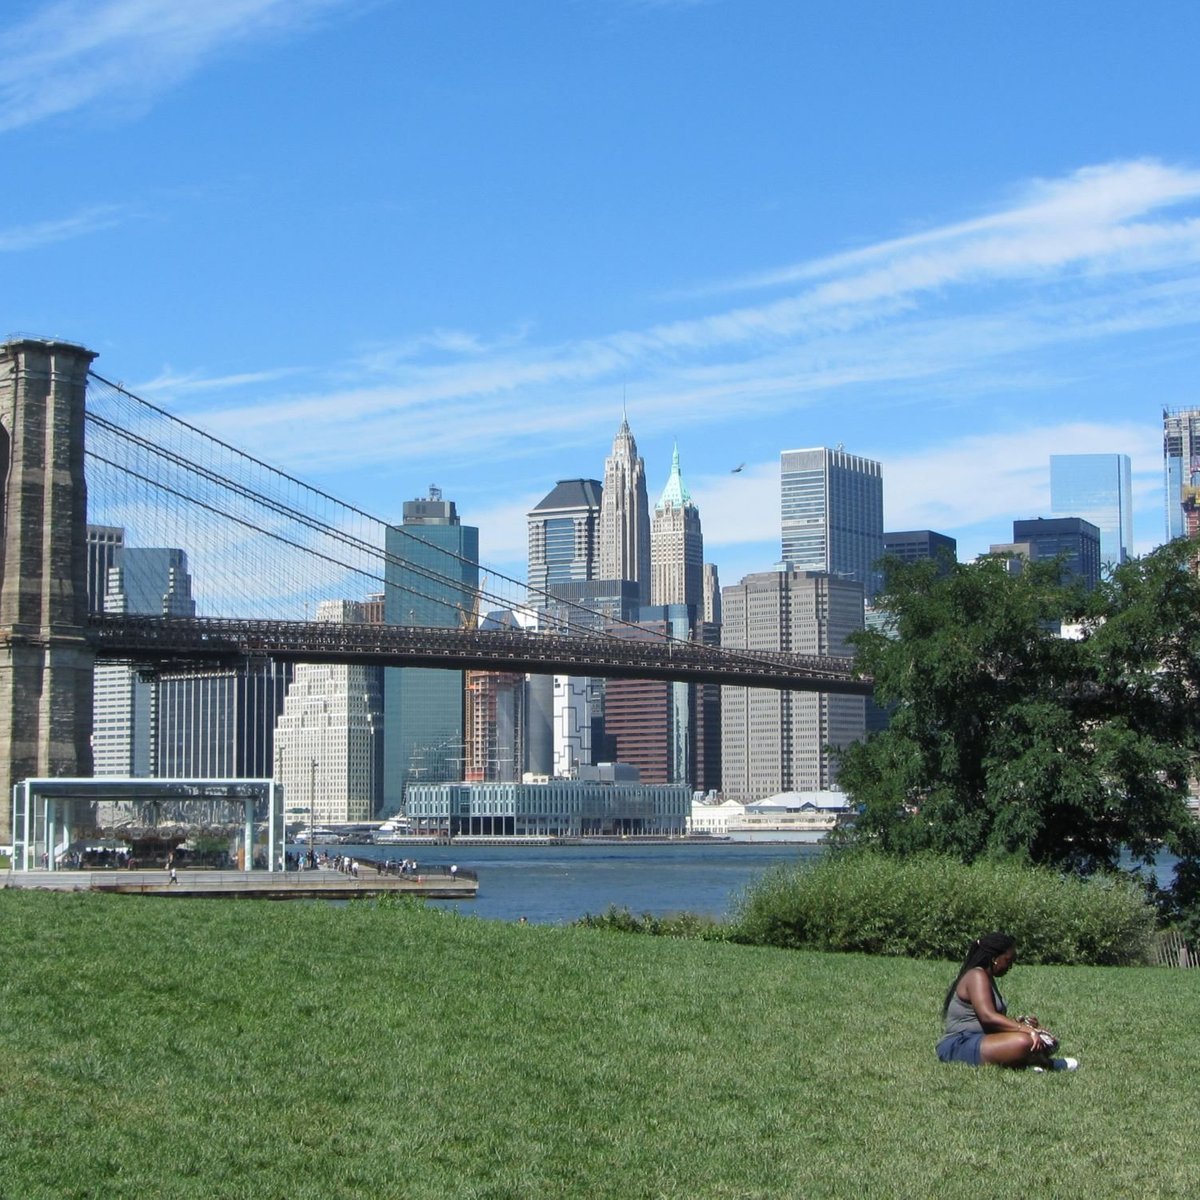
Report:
1,867,478,901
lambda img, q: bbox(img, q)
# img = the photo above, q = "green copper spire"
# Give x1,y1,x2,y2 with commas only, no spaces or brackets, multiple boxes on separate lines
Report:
657,442,693,509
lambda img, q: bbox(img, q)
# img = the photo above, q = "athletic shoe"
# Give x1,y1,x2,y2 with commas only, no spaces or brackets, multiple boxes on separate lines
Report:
1050,1057,1078,1071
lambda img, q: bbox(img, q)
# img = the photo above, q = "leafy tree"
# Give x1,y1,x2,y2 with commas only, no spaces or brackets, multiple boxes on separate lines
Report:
838,538,1200,883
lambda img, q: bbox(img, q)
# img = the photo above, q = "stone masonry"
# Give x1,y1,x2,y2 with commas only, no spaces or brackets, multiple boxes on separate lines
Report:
0,338,97,848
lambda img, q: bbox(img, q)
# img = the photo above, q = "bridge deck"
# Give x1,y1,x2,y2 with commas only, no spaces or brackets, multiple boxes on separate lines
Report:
2,868,478,901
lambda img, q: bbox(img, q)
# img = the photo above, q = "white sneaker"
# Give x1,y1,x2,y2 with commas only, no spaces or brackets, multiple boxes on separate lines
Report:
1050,1057,1079,1071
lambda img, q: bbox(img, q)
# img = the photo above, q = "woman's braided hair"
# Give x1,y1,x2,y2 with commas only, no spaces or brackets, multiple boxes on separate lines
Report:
942,931,1016,1015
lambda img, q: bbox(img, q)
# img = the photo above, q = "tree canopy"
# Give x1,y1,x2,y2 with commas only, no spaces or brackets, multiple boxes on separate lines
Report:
837,538,1200,881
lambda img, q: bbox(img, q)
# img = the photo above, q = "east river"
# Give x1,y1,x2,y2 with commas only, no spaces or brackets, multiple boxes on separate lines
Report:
295,839,828,924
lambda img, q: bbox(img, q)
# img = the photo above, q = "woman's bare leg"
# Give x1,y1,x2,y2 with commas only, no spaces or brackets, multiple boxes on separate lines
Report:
979,1031,1040,1067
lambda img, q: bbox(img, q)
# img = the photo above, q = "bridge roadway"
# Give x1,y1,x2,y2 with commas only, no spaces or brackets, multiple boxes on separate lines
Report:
87,614,873,694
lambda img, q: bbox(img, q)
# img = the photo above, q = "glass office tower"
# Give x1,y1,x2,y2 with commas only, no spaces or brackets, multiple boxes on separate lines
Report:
1049,453,1133,567
781,447,883,602
383,488,479,814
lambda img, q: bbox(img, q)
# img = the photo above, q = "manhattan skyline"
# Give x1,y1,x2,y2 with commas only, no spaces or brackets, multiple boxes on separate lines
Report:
4,1,1199,588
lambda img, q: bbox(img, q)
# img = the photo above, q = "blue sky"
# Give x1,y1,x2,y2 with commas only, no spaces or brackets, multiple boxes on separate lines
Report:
5,0,1200,592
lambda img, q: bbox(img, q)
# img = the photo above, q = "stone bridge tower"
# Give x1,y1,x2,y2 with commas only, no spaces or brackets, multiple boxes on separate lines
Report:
0,338,97,848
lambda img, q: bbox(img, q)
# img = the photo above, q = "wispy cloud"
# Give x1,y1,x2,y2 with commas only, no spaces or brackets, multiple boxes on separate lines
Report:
142,158,1199,574
0,204,126,251
0,0,354,133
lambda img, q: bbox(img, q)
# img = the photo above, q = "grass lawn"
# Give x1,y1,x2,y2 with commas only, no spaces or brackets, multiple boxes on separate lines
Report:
1,891,1196,1199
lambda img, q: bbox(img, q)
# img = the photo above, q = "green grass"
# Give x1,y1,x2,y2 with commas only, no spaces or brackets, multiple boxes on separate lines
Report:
1,892,1197,1199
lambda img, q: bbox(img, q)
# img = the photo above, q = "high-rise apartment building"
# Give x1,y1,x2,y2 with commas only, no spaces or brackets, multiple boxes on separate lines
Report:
721,567,865,802
598,415,651,603
1049,454,1132,567
464,609,531,784
527,479,603,601
781,447,884,603
1163,408,1200,542
383,487,479,812
650,444,703,608
92,546,195,776
275,599,381,825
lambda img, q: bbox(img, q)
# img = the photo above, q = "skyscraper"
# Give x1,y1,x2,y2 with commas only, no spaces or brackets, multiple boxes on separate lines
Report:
1049,454,1133,567
650,443,703,608
275,599,380,825
1163,408,1200,541
383,487,479,813
92,545,195,776
780,447,884,602
158,662,292,779
603,605,718,790
883,529,957,570
1011,517,1102,591
598,415,651,603
721,567,865,801
527,479,603,601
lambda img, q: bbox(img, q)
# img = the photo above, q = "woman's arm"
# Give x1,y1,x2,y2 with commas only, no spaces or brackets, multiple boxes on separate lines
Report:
960,968,1033,1035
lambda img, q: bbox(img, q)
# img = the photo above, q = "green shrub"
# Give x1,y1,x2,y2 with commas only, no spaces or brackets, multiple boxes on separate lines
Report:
730,850,1156,965
574,905,730,941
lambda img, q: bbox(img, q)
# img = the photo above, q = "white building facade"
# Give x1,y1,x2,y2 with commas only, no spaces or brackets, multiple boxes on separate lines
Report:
274,600,380,825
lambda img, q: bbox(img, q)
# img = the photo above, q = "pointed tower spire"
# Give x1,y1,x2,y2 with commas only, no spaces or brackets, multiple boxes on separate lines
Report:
657,441,693,509
650,442,703,607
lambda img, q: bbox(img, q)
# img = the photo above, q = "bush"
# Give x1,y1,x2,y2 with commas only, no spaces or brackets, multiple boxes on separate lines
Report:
730,850,1156,965
574,905,731,941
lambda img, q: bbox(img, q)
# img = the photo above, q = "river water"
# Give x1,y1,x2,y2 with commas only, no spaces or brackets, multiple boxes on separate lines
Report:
299,839,827,925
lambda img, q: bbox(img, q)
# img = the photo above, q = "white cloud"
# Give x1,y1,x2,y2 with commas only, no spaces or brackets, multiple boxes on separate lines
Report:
0,0,353,132
0,205,126,251
168,159,1200,479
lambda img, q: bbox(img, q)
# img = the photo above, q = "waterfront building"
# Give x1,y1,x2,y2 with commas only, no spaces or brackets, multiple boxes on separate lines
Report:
405,767,689,837
1011,517,1102,591
650,444,704,608
274,599,381,826
383,487,479,812
527,479,603,601
1163,408,1200,541
736,790,851,835
157,662,292,778
883,529,957,573
781,447,884,603
598,415,652,604
1049,453,1133,567
688,796,746,836
92,546,195,776
720,566,865,802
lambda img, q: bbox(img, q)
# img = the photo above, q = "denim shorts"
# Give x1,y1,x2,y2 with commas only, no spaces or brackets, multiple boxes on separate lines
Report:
936,1031,985,1066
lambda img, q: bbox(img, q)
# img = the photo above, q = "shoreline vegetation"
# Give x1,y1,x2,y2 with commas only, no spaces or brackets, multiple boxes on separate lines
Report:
3,886,1198,1198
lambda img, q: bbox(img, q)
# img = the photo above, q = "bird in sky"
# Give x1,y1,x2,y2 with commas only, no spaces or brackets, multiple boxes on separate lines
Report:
731,463,745,474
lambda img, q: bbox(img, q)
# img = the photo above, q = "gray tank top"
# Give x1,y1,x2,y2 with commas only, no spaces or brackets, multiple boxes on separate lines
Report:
944,974,1006,1036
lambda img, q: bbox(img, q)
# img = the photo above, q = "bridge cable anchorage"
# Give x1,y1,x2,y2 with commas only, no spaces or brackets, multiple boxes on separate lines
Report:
83,372,869,689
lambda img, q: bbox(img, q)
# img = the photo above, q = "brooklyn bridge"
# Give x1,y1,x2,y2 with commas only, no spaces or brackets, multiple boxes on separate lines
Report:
0,337,870,847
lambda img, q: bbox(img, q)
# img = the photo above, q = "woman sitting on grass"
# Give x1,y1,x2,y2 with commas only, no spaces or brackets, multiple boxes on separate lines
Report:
936,932,1078,1071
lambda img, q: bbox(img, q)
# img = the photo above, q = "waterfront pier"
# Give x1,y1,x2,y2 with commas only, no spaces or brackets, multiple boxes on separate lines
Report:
2,865,478,901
